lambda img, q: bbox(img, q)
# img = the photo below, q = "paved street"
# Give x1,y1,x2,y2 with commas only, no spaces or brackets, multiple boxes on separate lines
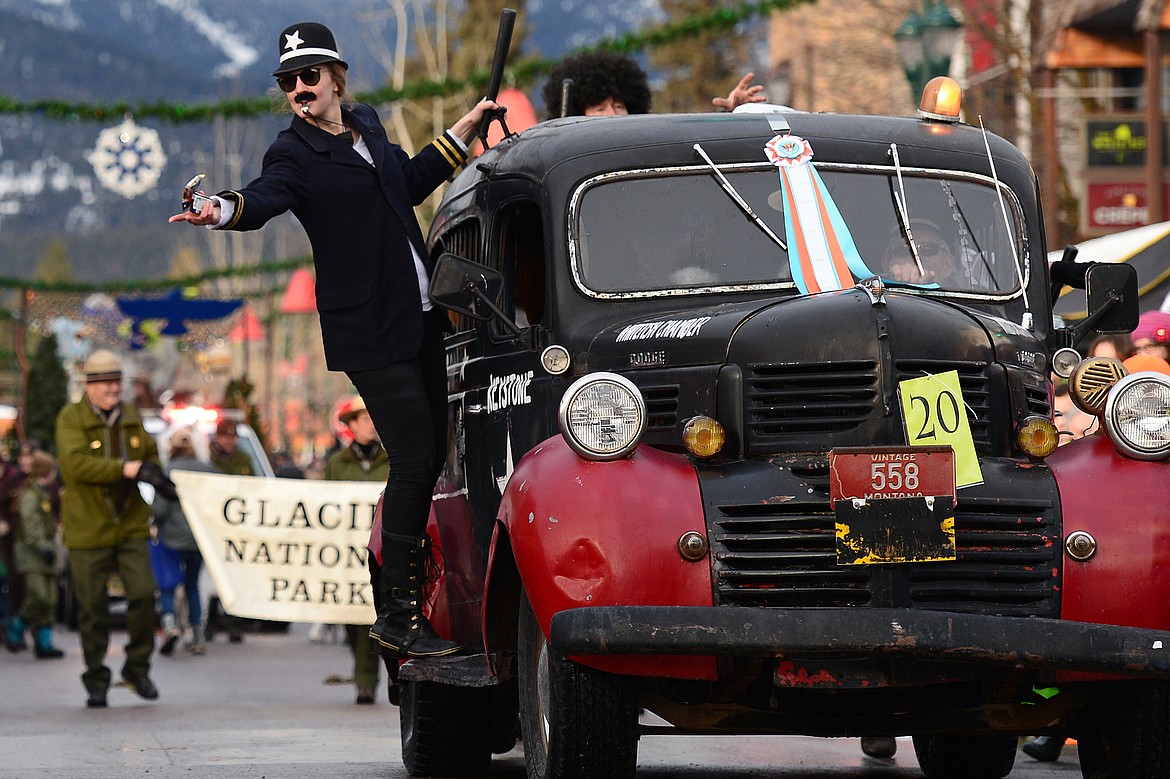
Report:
0,624,1083,778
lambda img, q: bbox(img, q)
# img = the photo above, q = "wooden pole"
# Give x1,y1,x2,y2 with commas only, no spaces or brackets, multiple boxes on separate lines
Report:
1144,27,1165,224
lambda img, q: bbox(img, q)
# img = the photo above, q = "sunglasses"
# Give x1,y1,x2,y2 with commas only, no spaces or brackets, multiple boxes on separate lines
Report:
916,241,947,258
276,67,322,93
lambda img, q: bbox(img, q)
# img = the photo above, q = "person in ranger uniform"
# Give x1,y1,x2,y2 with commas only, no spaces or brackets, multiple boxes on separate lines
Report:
324,395,388,704
7,451,64,659
209,418,254,476
207,417,251,644
56,350,162,708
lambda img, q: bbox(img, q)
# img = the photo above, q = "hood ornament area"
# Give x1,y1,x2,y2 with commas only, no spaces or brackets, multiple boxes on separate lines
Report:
856,276,888,305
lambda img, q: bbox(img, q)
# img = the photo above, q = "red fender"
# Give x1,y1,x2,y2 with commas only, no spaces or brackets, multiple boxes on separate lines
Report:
497,436,716,680
1049,433,1170,632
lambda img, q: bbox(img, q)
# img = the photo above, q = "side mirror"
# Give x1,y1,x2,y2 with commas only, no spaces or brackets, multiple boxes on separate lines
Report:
428,253,503,322
1084,263,1139,334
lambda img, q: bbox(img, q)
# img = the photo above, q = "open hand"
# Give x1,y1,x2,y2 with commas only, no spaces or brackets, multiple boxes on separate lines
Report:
168,198,220,226
713,72,766,112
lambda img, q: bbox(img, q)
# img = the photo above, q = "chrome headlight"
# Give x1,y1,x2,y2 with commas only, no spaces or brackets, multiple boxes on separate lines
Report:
1103,372,1170,460
557,373,646,460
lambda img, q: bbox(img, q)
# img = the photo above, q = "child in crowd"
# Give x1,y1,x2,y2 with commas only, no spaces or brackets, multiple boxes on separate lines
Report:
5,451,64,659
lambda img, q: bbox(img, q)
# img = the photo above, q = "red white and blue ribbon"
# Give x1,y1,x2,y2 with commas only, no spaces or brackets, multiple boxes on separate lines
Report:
765,134,875,295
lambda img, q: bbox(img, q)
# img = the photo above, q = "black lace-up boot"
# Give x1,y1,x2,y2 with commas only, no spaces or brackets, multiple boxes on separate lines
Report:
369,533,462,658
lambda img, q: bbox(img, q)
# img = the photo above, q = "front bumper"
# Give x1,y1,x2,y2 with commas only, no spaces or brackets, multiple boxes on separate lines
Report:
550,606,1170,679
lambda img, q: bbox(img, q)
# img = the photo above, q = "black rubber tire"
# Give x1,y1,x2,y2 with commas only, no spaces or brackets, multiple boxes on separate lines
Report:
1078,681,1170,779
517,589,639,779
490,675,522,755
912,734,1017,778
399,678,492,777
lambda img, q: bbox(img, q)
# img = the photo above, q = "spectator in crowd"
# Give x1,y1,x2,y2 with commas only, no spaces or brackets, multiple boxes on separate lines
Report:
270,450,304,479
209,419,254,477
5,451,64,659
152,428,217,656
56,349,162,708
541,49,765,119
1085,333,1134,361
324,395,388,705
0,440,39,638
1122,352,1170,376
207,418,252,644
1052,383,1093,442
1131,309,1170,363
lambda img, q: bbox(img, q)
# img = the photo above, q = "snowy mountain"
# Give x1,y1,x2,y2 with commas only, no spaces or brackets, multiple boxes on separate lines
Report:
0,0,659,283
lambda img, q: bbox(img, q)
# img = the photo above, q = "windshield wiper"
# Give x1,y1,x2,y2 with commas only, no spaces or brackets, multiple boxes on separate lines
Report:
693,142,787,252
889,143,926,277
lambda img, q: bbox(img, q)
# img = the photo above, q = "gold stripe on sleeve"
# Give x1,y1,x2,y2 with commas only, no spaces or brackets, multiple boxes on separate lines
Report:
434,134,468,168
223,191,245,230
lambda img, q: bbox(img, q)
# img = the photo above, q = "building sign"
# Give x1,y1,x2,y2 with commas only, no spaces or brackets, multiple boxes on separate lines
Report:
1087,182,1170,229
1086,119,1167,167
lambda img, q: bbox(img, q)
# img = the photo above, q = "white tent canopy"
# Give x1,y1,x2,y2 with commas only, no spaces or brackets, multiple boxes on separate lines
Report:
1050,221,1170,317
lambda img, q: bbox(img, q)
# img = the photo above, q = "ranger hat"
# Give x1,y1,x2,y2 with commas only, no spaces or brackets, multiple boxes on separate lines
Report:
338,395,367,424
274,22,348,76
83,349,123,383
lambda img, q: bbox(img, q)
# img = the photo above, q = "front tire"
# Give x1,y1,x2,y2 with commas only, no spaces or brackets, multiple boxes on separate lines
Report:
399,679,491,776
912,734,1016,778
517,588,639,779
1078,681,1170,778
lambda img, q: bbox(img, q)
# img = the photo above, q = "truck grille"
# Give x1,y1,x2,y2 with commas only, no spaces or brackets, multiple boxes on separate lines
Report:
640,383,680,432
711,465,1059,617
894,359,992,455
745,360,878,441
744,359,993,454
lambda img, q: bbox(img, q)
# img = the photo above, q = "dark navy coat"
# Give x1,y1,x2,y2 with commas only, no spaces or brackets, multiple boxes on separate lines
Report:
218,104,467,371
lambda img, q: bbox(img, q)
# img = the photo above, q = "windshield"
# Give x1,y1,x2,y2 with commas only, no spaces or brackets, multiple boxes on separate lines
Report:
572,163,1025,299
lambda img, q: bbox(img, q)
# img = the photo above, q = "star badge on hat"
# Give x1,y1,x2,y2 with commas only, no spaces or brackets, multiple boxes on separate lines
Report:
284,29,304,53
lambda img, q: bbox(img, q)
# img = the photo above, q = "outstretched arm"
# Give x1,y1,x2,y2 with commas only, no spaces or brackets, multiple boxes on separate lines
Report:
713,72,766,112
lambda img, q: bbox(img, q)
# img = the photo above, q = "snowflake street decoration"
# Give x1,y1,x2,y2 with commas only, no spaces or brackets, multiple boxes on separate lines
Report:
87,117,167,198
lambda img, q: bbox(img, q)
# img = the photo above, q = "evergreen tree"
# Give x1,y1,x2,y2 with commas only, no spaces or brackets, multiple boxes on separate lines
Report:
35,240,73,283
24,333,67,453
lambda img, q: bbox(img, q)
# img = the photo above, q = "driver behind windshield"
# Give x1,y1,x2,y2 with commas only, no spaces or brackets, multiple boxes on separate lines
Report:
881,220,957,286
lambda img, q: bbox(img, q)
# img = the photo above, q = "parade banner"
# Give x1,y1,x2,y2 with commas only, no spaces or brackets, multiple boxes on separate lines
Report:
171,471,382,624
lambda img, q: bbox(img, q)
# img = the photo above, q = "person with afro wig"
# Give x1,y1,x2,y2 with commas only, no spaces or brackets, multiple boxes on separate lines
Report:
541,49,763,118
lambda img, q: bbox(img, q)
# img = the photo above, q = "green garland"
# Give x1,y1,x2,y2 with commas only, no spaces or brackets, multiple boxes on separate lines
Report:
0,0,805,122
0,257,311,294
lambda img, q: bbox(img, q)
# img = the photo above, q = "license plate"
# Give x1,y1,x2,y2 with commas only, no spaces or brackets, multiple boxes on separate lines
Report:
829,447,957,565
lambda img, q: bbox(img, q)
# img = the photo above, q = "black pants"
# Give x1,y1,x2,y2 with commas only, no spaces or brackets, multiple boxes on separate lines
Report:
347,308,447,540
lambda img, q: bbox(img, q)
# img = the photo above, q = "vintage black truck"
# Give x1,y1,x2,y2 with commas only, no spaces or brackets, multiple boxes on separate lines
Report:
384,78,1170,779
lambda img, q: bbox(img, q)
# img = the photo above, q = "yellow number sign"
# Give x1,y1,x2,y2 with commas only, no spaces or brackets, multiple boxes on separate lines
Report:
898,370,983,488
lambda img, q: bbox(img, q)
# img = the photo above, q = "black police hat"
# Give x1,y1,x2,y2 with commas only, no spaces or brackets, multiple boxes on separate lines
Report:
274,22,348,76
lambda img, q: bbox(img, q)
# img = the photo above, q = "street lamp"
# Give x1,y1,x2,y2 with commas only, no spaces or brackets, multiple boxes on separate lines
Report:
894,0,963,103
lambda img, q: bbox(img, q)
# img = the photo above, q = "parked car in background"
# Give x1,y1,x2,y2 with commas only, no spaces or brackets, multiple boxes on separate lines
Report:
142,405,274,477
